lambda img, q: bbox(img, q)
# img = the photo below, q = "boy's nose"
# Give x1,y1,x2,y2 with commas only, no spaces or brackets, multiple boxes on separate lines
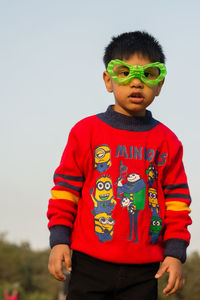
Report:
129,77,143,88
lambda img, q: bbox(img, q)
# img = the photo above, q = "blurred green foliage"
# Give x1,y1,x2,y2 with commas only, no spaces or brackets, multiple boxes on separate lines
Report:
0,233,60,300
158,251,200,300
0,233,200,300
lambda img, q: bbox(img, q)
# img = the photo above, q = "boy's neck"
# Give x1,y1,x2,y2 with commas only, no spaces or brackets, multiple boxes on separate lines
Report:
112,104,146,117
96,106,159,132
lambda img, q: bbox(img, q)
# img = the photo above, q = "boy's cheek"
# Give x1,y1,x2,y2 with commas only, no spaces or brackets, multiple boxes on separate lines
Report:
155,80,165,96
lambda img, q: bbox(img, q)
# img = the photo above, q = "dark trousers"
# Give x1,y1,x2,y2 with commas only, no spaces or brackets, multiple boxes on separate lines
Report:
67,251,159,300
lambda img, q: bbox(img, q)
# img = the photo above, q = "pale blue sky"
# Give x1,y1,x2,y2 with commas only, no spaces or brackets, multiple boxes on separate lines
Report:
1,0,199,252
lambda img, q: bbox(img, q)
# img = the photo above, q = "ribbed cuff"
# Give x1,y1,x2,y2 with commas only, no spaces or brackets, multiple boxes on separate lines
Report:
164,238,189,263
49,225,71,248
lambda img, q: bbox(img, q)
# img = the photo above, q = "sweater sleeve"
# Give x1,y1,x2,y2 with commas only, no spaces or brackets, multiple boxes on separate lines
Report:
162,138,192,262
47,126,85,248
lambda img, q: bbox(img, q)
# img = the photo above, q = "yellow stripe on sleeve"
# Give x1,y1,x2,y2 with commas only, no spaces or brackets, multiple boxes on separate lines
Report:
51,190,79,204
165,201,191,212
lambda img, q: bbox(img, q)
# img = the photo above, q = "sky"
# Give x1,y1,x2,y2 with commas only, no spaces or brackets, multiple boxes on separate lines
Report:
0,0,200,253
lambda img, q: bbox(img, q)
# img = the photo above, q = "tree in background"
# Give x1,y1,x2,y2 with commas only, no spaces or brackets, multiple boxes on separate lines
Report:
0,233,60,300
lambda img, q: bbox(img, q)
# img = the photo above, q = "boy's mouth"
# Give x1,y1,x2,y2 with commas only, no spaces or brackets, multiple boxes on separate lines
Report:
129,92,144,103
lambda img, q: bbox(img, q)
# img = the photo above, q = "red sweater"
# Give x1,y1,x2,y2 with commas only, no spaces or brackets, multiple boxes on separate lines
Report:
47,106,192,264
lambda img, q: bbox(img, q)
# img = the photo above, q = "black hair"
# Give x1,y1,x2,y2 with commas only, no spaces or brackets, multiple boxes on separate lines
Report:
103,31,166,68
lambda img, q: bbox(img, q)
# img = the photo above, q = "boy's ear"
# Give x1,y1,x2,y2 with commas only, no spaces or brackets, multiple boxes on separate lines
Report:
103,71,113,93
155,78,165,96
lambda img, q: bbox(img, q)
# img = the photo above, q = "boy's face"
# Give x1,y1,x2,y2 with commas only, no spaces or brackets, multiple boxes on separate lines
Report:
103,53,164,117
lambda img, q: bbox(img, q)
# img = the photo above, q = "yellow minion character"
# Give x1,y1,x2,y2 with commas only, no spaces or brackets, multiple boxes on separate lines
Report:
94,144,111,173
146,163,158,186
148,188,159,215
94,212,115,242
91,176,116,212
90,175,116,207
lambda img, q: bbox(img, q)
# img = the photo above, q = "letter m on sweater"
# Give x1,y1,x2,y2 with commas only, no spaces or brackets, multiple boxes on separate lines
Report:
115,145,128,158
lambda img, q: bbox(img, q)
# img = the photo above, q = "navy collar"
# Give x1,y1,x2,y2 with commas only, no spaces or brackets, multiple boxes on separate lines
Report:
96,105,159,132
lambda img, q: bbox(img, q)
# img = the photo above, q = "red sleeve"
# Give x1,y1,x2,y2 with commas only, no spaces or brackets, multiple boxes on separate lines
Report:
162,137,192,244
47,126,85,230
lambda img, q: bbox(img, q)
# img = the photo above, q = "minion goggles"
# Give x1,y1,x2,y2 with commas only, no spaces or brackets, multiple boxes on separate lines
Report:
107,59,167,86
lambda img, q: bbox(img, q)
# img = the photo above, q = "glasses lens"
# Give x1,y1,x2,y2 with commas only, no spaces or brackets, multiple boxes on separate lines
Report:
99,217,107,224
144,67,160,80
105,182,111,190
95,148,105,159
113,64,130,78
97,182,104,190
107,217,115,225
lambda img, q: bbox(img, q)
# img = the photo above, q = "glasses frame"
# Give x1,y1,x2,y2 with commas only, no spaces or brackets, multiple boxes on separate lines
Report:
107,59,167,86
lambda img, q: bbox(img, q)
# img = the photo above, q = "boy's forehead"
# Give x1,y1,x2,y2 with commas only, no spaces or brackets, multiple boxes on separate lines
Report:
121,53,152,66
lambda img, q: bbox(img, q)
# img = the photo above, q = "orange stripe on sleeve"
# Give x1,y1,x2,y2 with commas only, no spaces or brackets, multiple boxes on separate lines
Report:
51,190,79,205
165,201,191,212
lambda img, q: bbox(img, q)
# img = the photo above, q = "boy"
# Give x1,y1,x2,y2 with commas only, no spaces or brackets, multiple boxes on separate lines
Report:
47,31,192,300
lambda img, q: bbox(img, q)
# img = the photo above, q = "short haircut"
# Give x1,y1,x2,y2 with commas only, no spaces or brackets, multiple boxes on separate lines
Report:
103,31,166,68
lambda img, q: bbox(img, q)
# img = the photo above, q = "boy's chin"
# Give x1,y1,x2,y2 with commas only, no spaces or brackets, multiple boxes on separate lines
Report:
113,104,147,117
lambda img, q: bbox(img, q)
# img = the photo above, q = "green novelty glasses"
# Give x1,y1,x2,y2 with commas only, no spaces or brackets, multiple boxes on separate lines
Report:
107,59,167,86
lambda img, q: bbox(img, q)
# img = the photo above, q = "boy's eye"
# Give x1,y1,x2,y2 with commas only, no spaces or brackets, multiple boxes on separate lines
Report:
122,71,129,77
144,67,160,79
114,65,130,78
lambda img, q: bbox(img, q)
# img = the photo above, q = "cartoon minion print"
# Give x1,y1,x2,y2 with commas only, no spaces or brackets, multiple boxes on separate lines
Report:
145,163,158,186
148,188,160,217
91,175,116,215
94,145,111,173
120,196,136,215
93,212,115,242
149,216,162,243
